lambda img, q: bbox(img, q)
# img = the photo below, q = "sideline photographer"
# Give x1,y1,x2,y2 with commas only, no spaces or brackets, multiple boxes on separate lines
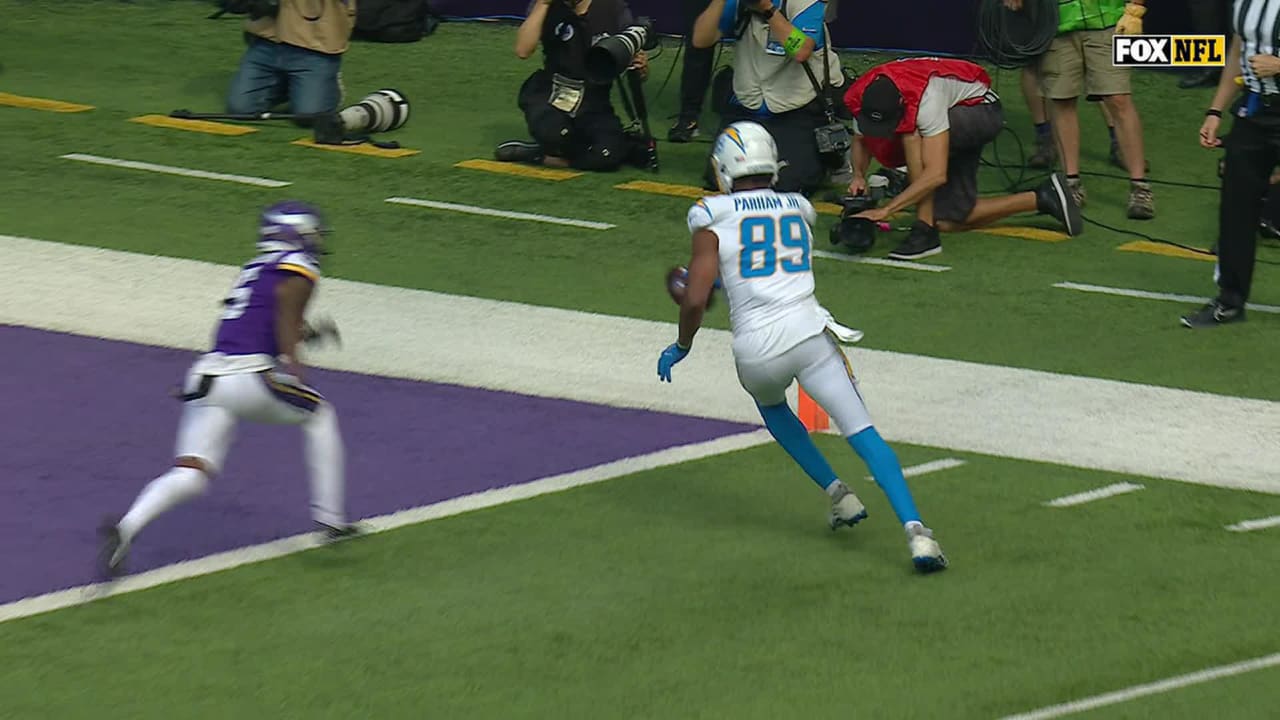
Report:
693,0,843,196
495,0,649,172
225,0,356,118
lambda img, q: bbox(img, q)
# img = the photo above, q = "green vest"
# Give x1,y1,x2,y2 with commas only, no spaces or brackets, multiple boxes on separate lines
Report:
1057,0,1126,34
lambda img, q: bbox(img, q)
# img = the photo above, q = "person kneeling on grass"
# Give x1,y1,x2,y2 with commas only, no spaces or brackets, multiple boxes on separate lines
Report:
842,57,1083,261
493,0,648,172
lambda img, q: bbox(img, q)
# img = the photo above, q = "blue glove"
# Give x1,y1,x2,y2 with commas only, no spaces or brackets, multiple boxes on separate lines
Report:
657,343,690,383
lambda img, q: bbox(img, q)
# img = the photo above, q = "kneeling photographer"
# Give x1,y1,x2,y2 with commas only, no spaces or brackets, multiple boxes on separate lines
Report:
222,0,356,119
495,0,653,172
693,0,845,196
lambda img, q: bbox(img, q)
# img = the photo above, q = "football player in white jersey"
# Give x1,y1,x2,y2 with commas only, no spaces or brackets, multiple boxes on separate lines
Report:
657,121,947,573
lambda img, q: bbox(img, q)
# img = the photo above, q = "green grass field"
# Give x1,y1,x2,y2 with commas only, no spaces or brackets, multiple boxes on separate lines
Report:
2,2,1279,718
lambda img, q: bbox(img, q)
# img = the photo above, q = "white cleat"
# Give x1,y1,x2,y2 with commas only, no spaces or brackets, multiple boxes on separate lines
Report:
907,524,948,573
828,483,869,530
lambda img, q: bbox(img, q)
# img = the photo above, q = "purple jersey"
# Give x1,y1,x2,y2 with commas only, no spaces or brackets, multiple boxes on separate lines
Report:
212,251,320,357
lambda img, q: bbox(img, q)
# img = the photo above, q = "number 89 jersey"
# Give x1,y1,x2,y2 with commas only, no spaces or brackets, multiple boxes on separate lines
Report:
688,189,827,360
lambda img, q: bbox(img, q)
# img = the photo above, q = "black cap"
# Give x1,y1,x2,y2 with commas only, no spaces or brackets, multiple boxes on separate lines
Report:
856,76,904,138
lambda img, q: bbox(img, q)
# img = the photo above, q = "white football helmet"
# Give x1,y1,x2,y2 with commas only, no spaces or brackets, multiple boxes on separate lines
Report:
710,121,779,193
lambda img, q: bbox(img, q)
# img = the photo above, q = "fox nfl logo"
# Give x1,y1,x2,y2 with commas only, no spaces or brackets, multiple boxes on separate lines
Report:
1112,35,1226,67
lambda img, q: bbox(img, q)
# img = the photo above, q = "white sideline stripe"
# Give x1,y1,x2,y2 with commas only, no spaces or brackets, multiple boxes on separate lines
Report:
999,651,1280,720
1043,482,1145,508
59,153,291,188
1053,281,1280,315
1225,515,1280,532
865,458,966,482
0,429,773,626
386,197,615,230
813,249,952,272
2,235,1279,496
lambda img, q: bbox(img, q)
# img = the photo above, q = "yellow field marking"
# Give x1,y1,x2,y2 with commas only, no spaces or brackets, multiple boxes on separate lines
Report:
455,158,581,180
130,114,257,136
978,226,1070,243
0,91,94,113
292,138,420,158
1118,240,1215,262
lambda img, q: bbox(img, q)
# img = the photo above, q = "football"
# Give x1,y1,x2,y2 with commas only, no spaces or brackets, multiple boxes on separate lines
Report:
665,265,716,309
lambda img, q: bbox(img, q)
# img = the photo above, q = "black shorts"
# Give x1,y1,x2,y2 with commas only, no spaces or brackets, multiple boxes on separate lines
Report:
933,102,1004,224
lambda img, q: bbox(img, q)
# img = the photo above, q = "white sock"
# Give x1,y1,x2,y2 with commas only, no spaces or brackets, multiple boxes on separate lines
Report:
118,467,208,542
904,520,925,537
304,403,346,527
826,480,847,499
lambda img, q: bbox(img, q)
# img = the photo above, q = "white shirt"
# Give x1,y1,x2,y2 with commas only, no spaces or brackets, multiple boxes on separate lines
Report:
687,189,828,360
730,0,831,114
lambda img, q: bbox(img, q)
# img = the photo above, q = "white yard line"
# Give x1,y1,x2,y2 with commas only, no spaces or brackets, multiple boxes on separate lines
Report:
1043,482,1145,508
1053,281,1280,315
813,249,952,272
866,458,967,482
999,651,1280,720
385,196,615,230
0,430,774,625
2,235,1279,495
59,153,291,188
1225,515,1280,533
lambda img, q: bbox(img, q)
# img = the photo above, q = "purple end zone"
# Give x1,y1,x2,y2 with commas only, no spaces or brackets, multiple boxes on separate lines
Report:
0,325,757,605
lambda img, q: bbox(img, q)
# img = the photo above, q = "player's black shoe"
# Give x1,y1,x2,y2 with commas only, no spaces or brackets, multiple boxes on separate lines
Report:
667,116,699,143
97,519,128,579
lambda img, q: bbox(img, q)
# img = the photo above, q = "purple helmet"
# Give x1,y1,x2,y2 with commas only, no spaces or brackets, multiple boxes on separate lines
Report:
257,200,328,258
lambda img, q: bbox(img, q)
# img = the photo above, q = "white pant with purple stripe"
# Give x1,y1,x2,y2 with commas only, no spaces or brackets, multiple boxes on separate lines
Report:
174,368,346,526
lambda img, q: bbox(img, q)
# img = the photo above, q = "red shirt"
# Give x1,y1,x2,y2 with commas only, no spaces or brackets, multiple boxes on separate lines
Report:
844,58,992,168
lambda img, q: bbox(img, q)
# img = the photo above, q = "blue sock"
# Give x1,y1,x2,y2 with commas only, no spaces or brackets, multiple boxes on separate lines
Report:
848,427,921,524
757,402,838,490
1034,122,1051,139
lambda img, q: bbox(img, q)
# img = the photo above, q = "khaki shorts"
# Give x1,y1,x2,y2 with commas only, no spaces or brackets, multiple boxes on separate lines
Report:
1039,27,1131,99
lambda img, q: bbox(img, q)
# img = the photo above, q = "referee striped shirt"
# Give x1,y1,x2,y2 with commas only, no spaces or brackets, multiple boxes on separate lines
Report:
1236,0,1280,94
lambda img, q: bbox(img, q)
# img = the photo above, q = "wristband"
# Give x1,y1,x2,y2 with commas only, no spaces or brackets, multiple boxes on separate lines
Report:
782,27,807,57
1206,108,1223,118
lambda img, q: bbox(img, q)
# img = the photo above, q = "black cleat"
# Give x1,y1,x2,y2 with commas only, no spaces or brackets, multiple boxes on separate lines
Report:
1181,298,1246,328
667,117,700,143
1036,172,1083,237
494,140,543,164
97,519,128,579
887,220,942,260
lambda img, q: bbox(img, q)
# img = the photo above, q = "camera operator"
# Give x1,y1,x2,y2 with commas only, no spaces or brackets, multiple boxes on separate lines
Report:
494,0,648,172
1184,10,1280,329
225,0,356,118
692,0,836,196
842,58,1083,260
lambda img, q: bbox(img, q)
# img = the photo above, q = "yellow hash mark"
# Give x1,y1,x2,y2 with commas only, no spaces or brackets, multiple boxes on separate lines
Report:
1118,240,1215,262
456,158,581,180
615,180,708,199
292,138,420,158
0,91,94,113
130,114,257,136
978,226,1070,243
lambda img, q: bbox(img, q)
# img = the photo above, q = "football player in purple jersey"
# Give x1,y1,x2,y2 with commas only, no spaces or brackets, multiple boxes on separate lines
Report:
99,201,359,578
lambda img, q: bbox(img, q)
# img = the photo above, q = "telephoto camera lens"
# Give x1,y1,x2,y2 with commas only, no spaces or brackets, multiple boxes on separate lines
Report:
338,89,411,134
585,25,652,83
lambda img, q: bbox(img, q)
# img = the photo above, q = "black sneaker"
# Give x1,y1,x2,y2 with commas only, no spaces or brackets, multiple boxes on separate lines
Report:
887,221,942,260
1036,172,1083,236
667,117,699,143
494,140,543,164
1261,218,1280,241
1180,298,1246,328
